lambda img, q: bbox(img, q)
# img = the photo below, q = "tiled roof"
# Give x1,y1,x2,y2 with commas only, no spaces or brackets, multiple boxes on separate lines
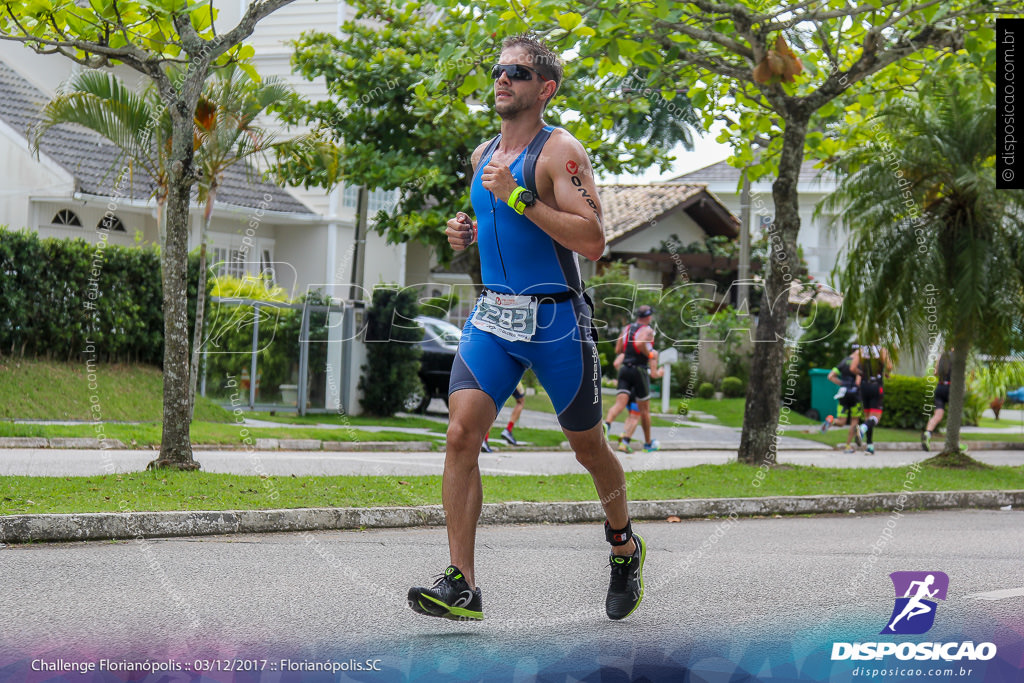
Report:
599,183,738,243
0,60,312,214
672,159,833,186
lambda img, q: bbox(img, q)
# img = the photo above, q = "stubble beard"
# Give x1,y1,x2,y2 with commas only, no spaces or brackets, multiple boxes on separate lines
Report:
495,94,529,120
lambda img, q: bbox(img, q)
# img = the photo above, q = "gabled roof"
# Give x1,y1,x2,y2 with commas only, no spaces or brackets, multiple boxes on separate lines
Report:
0,60,312,214
671,159,834,186
599,183,739,244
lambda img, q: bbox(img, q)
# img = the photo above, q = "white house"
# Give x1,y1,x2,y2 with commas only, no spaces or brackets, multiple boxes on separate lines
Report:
672,160,844,286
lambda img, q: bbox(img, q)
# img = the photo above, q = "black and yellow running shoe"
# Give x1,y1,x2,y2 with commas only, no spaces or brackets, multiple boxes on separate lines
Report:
408,565,483,621
605,534,646,620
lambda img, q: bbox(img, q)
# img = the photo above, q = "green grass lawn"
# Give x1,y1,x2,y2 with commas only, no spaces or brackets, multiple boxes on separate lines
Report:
515,390,680,427
672,397,818,428
0,359,231,422
248,411,447,432
976,415,1024,430
4,462,1022,515
0,421,442,447
788,425,1024,447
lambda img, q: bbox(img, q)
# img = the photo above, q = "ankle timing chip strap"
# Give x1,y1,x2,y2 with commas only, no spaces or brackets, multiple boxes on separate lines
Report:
605,519,633,546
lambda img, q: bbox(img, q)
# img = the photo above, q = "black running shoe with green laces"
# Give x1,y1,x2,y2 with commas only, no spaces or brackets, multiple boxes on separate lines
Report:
408,565,483,621
606,533,645,620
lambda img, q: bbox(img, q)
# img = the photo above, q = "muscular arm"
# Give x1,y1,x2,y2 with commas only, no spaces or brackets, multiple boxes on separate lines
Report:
648,351,664,379
481,130,605,261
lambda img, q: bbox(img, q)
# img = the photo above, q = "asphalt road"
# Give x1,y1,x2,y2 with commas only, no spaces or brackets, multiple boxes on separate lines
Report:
1,510,1022,681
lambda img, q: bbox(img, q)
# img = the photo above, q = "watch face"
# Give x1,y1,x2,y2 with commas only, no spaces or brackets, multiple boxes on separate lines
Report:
520,190,536,206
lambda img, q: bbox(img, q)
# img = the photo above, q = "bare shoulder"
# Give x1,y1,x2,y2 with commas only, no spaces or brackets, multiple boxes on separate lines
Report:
470,138,495,173
541,128,593,170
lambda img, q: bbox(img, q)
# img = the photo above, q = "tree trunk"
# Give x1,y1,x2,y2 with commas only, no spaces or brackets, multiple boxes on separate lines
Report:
150,110,200,471
188,192,216,419
737,111,809,465
942,343,970,454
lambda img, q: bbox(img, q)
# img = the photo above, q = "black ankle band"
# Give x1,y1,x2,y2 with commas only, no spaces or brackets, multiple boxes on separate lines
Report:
605,520,633,546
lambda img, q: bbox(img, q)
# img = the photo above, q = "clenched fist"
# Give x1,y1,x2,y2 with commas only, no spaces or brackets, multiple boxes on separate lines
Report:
446,212,477,251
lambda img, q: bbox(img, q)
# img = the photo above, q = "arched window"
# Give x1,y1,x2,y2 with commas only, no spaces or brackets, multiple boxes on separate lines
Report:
98,215,126,232
51,209,82,226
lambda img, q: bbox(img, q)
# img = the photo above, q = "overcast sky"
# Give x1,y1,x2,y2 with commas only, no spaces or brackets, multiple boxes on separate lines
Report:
598,118,737,184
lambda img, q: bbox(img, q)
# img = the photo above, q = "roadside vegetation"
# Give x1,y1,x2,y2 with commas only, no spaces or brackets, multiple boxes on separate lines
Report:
3,463,1022,515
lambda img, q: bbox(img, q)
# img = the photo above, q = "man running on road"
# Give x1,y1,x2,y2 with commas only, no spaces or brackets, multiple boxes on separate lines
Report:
604,306,659,452
408,34,645,623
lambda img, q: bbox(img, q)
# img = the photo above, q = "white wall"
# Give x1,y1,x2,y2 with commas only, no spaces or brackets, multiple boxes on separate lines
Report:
699,179,843,286
33,200,157,247
273,221,328,298
611,211,706,254
362,229,407,288
0,135,72,230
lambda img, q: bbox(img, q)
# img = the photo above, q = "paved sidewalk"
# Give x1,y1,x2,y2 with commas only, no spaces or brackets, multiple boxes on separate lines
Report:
4,444,1024,478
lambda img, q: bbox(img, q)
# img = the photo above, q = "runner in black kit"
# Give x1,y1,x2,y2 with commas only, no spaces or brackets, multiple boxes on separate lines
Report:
604,306,659,452
827,347,864,453
850,344,892,455
407,34,645,622
922,348,953,451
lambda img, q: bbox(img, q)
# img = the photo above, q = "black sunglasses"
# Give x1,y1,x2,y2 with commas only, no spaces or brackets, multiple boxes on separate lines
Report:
491,63,550,82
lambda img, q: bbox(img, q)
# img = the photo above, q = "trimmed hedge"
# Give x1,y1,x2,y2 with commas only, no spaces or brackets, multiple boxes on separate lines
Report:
0,227,204,365
880,374,937,430
359,287,423,416
698,381,715,399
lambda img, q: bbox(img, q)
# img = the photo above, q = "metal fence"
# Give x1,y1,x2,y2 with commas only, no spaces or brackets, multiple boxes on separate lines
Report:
199,296,364,415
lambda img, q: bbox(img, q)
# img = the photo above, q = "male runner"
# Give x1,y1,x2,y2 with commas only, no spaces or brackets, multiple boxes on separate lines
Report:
850,344,892,455
408,35,645,622
612,348,663,453
604,306,658,452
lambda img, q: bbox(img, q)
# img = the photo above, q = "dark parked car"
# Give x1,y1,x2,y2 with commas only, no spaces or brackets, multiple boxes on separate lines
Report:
404,315,463,413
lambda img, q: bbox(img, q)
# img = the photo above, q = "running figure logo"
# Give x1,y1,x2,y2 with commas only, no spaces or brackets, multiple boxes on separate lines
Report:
881,571,949,635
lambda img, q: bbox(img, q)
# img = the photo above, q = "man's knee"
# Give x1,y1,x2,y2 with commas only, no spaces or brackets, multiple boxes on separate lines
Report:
447,419,484,454
572,433,611,469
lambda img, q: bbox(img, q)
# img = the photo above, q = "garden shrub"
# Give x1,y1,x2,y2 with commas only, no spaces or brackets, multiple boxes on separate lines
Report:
722,376,745,398
698,381,715,399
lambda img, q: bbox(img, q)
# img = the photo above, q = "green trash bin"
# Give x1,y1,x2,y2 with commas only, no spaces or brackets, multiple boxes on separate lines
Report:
808,367,835,422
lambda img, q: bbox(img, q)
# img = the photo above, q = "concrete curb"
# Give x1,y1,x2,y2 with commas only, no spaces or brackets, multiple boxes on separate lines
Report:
2,436,1019,453
829,441,1024,452
2,490,1020,544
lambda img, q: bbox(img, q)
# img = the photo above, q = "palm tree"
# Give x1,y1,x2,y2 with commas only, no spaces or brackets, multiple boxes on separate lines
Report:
821,69,1024,459
187,65,296,417
32,71,173,239
34,66,298,422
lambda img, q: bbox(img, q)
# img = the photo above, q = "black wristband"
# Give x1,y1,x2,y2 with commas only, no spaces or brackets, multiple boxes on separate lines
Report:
604,519,633,546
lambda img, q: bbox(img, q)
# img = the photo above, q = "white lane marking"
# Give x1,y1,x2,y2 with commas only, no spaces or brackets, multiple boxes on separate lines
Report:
965,587,1024,601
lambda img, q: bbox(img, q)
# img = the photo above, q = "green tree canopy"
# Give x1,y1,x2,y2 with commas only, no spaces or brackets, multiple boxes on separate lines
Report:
273,0,702,257
822,68,1024,457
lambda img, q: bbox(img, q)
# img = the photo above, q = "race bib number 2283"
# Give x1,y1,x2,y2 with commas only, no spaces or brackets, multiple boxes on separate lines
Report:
471,292,538,342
